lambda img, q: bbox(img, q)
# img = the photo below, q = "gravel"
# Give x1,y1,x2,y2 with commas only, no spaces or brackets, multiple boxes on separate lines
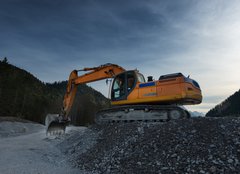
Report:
62,117,240,174
0,121,84,174
1,116,239,173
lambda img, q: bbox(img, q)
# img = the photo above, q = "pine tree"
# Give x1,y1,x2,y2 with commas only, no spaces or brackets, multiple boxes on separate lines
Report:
2,57,8,63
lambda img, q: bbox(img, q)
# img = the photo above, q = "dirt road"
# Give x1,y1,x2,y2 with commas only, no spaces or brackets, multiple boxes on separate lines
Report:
0,120,85,174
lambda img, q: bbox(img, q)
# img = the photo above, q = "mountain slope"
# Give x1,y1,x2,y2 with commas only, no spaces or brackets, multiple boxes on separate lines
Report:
0,60,109,125
0,60,50,122
206,89,240,117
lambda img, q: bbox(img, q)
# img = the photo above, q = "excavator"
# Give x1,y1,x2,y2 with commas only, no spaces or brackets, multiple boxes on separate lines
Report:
45,63,202,134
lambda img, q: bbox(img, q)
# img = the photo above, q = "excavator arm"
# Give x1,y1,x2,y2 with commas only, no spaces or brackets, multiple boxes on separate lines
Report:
62,63,126,120
45,63,125,134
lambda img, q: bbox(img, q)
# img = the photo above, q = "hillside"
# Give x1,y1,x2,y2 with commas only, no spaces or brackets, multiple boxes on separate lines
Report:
0,59,109,125
206,89,240,117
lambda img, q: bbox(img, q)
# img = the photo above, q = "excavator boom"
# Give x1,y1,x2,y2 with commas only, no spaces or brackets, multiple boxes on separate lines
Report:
45,63,125,134
63,63,125,119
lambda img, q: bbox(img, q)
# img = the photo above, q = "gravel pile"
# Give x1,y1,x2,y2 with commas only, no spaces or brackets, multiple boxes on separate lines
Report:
63,117,240,173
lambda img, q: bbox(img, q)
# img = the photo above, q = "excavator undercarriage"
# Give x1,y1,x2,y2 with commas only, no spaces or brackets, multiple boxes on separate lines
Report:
95,105,190,124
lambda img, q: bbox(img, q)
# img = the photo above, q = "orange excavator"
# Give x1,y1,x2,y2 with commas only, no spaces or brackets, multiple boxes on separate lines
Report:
45,63,202,134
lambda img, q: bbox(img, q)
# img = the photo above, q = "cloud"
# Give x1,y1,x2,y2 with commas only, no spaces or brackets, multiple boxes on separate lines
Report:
1,0,240,113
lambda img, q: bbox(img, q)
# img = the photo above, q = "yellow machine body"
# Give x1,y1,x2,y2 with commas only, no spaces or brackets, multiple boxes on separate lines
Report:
111,71,202,106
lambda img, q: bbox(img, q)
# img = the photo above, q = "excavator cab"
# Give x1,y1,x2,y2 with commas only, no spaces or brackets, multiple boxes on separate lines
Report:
111,70,144,101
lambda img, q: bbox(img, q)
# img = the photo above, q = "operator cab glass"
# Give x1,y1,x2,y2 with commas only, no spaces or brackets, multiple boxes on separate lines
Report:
111,71,141,101
112,73,125,99
136,72,145,83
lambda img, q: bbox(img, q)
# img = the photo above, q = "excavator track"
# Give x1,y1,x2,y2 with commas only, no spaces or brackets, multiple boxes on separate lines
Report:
95,105,190,124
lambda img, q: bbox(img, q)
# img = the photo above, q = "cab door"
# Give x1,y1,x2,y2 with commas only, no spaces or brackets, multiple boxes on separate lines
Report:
111,71,136,101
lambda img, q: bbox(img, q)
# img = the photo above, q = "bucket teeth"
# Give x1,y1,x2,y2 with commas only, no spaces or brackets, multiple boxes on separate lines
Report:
45,114,68,136
46,122,67,136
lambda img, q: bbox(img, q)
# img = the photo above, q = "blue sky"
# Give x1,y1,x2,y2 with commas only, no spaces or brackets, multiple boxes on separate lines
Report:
1,0,240,113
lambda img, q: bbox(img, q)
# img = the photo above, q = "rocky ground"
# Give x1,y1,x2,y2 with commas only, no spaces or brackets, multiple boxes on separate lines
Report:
60,117,240,174
1,117,240,174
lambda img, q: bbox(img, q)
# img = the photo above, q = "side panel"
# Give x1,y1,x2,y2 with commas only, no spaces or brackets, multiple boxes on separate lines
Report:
138,82,157,99
156,78,183,100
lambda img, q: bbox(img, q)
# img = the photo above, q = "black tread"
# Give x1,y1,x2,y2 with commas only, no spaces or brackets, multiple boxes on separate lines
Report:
95,105,189,124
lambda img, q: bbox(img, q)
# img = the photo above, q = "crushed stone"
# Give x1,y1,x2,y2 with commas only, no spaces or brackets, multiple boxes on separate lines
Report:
61,117,240,174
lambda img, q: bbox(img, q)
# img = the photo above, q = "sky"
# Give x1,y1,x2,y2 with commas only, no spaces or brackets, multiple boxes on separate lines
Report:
1,0,240,113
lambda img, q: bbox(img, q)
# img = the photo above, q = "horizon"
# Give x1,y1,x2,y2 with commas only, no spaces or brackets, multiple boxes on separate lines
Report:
1,57,235,115
1,0,240,113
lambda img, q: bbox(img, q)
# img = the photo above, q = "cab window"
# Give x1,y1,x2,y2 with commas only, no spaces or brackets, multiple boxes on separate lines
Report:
112,73,125,99
127,72,135,92
137,73,145,83
112,71,137,101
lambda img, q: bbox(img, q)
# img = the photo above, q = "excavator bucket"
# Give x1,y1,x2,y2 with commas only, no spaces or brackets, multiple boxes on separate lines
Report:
45,114,69,135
